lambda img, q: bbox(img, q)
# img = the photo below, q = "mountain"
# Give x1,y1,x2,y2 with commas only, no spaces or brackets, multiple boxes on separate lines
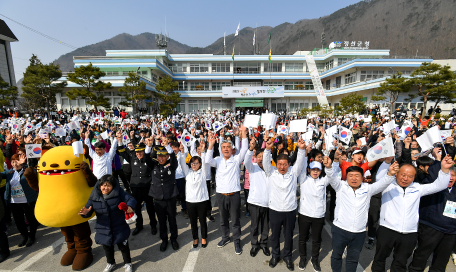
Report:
52,0,456,73
188,0,456,58
53,32,192,72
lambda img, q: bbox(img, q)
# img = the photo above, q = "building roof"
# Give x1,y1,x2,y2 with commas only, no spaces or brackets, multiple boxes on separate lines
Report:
0,19,18,42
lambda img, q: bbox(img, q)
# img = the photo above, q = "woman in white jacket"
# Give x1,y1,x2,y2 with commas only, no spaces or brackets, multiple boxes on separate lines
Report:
180,142,209,248
297,161,328,272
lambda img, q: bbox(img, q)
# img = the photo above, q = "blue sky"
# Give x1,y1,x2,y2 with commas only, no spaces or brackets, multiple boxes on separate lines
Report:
1,0,360,79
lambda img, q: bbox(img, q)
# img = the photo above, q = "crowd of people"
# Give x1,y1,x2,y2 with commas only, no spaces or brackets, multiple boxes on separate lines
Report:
0,105,456,272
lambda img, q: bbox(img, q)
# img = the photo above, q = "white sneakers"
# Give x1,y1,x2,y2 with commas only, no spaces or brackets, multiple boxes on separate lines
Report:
452,253,456,266
124,263,133,272
103,263,116,272
103,263,133,272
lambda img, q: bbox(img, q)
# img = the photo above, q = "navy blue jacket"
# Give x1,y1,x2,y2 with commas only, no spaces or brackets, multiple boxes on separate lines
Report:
81,179,136,246
419,160,456,234
3,167,38,206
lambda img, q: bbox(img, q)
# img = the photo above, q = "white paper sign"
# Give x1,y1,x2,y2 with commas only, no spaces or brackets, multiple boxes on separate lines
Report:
260,113,278,130
289,119,307,133
72,141,84,157
244,115,260,128
100,131,109,140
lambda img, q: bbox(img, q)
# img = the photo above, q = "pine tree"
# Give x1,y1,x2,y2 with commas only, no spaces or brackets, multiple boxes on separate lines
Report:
371,71,411,113
153,76,181,116
339,93,366,115
21,54,67,117
118,72,151,114
408,62,445,118
407,64,456,117
65,63,112,111
0,74,18,107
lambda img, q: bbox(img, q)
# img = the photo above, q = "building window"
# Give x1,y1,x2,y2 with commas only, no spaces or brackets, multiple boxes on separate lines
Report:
284,63,303,72
325,59,334,70
305,82,314,90
151,73,159,82
212,82,231,90
211,99,232,111
338,58,349,65
402,70,412,75
290,102,309,112
188,100,208,111
264,63,282,72
234,62,260,74
316,63,325,73
189,63,209,73
190,82,210,91
284,81,304,90
325,80,331,90
169,63,187,73
312,103,318,108
211,63,230,73
263,81,283,86
345,72,356,84
176,102,185,112
361,70,385,81
178,81,187,90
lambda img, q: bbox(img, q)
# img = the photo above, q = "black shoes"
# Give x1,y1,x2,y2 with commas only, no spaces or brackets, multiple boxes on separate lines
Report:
261,246,271,256
25,237,36,247
132,227,143,236
284,259,294,271
160,240,168,252
0,252,10,263
269,257,280,268
151,228,157,235
365,238,375,250
250,247,260,257
193,240,199,248
201,241,208,248
234,241,242,255
18,236,28,247
207,215,215,222
298,258,306,271
311,259,321,272
217,239,230,248
171,240,179,250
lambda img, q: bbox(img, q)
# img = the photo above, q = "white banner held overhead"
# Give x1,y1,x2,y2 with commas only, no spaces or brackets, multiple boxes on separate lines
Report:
305,55,329,105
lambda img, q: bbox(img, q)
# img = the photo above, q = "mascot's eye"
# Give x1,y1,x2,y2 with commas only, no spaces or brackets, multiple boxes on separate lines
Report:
42,162,46,167
65,160,70,166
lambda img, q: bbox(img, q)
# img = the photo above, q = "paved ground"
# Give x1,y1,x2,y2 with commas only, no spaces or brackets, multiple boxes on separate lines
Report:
1,187,455,272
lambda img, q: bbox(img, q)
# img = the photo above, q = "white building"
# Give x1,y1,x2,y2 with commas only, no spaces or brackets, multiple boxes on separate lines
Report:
55,46,455,114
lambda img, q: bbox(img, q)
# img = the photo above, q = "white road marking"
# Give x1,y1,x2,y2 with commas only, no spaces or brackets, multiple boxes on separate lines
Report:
11,236,65,272
10,218,97,272
324,220,365,272
182,226,201,272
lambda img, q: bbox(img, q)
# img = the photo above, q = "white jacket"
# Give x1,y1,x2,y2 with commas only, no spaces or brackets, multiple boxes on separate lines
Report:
379,170,450,233
263,148,306,212
180,152,209,203
326,166,394,233
190,142,211,180
298,174,329,219
243,150,269,208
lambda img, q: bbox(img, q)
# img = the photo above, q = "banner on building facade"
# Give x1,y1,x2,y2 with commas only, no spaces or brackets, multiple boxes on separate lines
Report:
222,86,285,98
305,55,329,105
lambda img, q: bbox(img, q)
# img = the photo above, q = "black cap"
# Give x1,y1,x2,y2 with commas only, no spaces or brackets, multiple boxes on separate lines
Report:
134,142,146,152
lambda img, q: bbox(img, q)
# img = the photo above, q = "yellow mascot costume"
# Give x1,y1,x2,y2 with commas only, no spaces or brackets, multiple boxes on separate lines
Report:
24,145,97,271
